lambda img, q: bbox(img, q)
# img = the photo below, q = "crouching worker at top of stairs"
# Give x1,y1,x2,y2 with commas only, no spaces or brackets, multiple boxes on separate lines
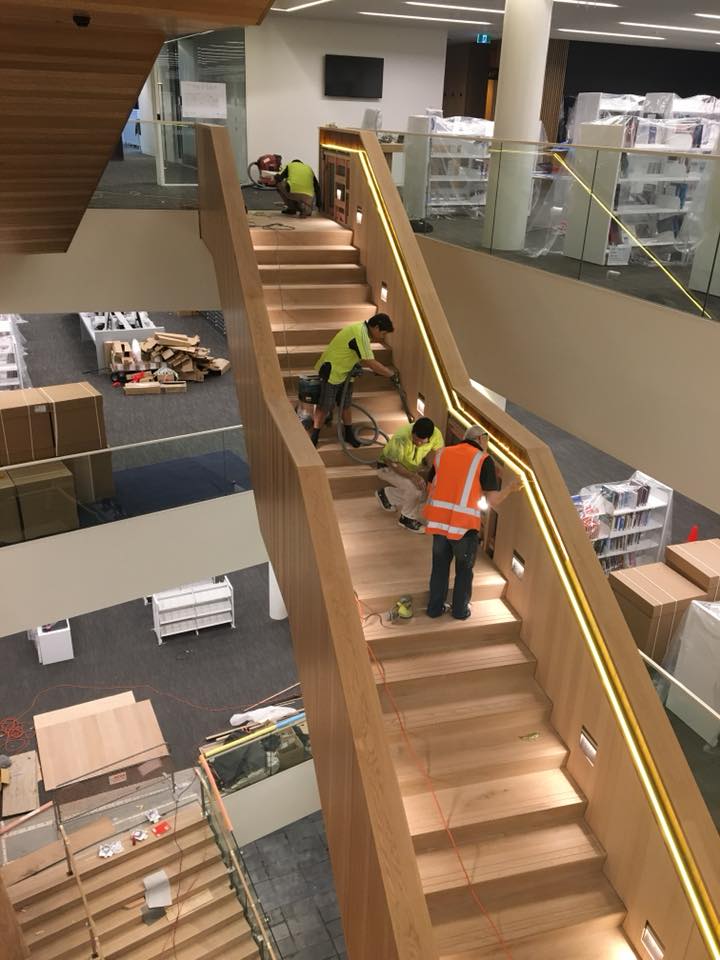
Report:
276,159,322,218
310,313,396,448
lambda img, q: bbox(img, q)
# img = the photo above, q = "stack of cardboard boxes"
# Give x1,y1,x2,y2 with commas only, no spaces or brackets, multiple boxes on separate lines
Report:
104,332,230,387
609,538,720,662
0,382,112,543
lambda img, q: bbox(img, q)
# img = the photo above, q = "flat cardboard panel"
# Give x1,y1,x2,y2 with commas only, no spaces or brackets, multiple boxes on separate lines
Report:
0,470,22,544
666,540,720,601
37,382,107,456
0,388,55,465
609,562,705,617
8,461,79,540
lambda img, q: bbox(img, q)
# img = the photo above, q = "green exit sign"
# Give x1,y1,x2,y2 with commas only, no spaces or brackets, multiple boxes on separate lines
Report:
476,33,491,44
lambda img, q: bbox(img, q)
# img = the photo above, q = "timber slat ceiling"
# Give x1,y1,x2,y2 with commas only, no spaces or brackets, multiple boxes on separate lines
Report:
0,0,273,254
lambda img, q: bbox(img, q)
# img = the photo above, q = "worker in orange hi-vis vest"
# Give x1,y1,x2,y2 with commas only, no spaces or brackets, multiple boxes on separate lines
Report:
424,425,522,621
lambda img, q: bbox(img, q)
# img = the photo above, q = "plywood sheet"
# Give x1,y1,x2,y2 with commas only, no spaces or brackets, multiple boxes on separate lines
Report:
36,699,166,791
34,692,135,731
0,751,39,818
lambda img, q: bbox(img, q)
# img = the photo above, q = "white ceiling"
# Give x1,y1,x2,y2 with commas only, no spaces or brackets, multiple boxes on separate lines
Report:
269,0,720,51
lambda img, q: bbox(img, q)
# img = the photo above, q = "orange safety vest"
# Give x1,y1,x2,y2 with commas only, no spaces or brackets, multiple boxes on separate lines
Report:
423,443,488,539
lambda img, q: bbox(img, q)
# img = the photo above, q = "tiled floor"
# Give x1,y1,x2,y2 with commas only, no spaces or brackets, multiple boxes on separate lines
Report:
241,812,346,960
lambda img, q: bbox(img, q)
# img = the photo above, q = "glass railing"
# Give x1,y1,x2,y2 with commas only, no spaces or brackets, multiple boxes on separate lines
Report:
386,127,720,320
201,712,312,797
197,758,280,960
642,650,720,831
0,425,248,547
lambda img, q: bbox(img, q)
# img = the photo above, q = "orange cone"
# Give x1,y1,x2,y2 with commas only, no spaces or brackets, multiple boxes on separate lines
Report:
687,524,699,542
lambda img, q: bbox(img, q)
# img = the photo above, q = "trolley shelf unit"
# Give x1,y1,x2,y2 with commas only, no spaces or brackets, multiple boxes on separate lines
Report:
151,578,235,644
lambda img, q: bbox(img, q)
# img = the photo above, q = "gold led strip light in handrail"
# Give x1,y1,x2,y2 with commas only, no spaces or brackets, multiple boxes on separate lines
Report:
321,136,720,960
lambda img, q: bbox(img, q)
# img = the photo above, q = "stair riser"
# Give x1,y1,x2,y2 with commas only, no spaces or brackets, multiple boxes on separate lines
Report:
82,832,212,897
318,444,385,467
284,373,397,394
263,285,370,306
255,246,359,264
376,659,535,691
368,621,522,659
383,700,549,736
331,475,382,498
12,876,75,911
78,822,207,884
423,856,605,903
103,889,238,960
411,799,588,852
259,265,366,284
277,347,391,370
250,229,352,246
395,751,570,796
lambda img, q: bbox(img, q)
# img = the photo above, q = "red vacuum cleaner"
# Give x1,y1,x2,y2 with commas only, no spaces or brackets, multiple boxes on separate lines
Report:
247,153,283,188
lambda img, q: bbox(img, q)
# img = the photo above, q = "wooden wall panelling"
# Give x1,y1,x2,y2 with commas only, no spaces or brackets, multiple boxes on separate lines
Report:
0,874,28,960
541,38,570,142
197,123,436,960
318,127,720,958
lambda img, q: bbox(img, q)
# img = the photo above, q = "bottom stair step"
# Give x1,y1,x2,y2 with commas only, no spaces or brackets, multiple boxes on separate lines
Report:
430,872,626,957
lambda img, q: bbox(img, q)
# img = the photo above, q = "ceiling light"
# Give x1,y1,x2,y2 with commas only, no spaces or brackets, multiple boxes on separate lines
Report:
620,20,720,34
273,0,334,11
406,2,504,12
555,1,620,5
359,11,492,23
696,12,720,19
558,28,665,38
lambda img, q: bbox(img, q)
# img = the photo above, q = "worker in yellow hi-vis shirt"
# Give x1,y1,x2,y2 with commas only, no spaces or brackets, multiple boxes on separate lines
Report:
275,159,321,218
311,313,395,447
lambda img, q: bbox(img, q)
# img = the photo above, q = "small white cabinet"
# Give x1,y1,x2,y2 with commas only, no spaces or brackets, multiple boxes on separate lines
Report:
28,620,74,665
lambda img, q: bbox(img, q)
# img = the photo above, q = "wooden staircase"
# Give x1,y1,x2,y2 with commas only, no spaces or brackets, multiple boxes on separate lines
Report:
6,803,259,960
251,212,638,959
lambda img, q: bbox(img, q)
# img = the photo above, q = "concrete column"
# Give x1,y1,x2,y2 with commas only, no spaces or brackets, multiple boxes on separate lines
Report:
483,0,553,251
268,563,287,621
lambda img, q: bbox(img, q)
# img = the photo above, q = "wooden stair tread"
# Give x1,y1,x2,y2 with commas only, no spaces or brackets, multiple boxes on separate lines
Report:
389,719,568,796
373,639,534,686
262,282,368,292
440,926,636,960
135,917,257,960
430,874,626,956
276,341,386,355
363,598,519,643
418,820,605,895
404,769,584,839
103,885,241,959
381,672,551,732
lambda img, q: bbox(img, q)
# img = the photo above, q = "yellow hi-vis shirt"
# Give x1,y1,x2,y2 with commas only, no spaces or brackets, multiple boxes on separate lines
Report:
286,161,315,197
315,320,373,385
379,423,443,472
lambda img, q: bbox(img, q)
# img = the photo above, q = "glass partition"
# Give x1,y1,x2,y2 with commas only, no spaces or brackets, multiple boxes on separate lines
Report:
0,426,248,548
385,127,720,320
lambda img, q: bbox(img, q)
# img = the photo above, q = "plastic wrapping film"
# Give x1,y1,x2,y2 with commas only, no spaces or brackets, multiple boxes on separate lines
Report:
662,600,720,748
0,314,30,390
573,470,672,575
567,92,644,142
421,117,495,218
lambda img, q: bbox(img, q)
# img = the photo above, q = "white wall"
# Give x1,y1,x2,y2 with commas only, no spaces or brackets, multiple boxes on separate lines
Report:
244,16,447,170
0,493,268,636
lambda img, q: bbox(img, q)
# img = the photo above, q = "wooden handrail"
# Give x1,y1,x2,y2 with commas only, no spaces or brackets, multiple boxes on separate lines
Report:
58,826,105,960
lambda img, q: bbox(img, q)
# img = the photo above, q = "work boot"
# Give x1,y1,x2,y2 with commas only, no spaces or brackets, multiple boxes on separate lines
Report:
398,515,424,534
375,488,393,512
344,426,361,448
310,428,320,447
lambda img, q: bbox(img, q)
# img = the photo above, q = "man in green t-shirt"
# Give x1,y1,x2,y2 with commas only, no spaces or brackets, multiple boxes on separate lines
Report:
276,159,321,218
311,313,395,447
376,417,443,533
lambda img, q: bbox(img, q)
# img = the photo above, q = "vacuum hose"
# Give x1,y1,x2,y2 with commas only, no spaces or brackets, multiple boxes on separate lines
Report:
336,367,413,464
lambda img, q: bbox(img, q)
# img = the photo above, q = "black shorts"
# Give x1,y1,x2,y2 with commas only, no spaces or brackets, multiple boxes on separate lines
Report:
317,377,354,413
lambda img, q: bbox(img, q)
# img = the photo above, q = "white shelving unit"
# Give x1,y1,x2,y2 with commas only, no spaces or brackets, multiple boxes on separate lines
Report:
151,578,235,644
573,473,672,575
426,139,490,214
80,312,165,369
0,316,24,390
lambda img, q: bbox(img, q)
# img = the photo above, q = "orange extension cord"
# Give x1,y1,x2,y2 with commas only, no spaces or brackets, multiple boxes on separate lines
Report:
360,596,515,960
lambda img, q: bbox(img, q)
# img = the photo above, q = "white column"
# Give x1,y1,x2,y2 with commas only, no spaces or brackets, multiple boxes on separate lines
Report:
268,563,288,620
483,0,553,251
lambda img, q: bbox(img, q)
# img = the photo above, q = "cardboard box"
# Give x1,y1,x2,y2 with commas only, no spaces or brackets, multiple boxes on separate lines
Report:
665,540,720,601
65,452,114,503
8,462,79,540
124,381,161,396
160,382,187,394
609,562,706,662
0,389,56,466
37,382,107,456
0,470,22,544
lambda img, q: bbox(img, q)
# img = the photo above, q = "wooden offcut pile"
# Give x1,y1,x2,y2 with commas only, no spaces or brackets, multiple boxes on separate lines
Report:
140,333,230,381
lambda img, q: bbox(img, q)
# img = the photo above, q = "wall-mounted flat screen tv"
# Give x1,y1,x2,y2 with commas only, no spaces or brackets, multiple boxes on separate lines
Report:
324,55,384,99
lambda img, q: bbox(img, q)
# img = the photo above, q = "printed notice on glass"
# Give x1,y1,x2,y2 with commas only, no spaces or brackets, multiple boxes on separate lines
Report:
180,80,227,119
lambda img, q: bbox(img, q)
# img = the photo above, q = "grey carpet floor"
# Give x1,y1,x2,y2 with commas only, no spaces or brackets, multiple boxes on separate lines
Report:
0,564,298,776
20,311,241,447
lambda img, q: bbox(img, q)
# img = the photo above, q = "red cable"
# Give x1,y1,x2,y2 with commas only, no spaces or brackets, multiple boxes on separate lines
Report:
368,644,515,960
